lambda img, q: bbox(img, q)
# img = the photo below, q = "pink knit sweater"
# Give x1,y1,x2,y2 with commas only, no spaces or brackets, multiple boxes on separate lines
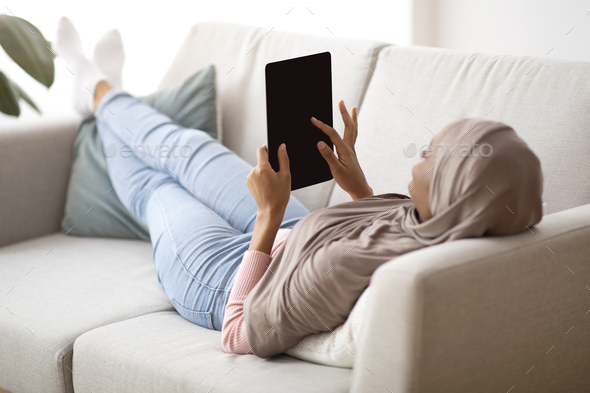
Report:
221,228,292,354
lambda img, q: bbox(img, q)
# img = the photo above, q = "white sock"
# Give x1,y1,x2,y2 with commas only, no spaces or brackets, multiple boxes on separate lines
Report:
53,16,110,116
92,29,125,89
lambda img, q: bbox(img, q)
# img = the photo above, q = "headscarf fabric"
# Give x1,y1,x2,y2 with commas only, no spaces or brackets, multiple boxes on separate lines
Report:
402,117,543,244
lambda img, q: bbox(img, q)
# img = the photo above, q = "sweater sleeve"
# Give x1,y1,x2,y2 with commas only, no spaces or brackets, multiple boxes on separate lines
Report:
221,228,291,354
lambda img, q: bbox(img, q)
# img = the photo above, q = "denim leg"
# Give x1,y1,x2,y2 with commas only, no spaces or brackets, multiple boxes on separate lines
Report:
99,125,253,330
147,181,254,331
95,89,311,331
95,87,310,233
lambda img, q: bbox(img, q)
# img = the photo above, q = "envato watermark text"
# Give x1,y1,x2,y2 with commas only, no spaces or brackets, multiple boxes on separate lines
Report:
103,142,193,159
403,142,493,158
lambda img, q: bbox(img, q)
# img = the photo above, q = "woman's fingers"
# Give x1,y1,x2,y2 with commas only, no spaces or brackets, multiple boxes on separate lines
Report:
249,144,291,214
351,106,358,145
278,143,290,176
317,141,340,170
339,100,354,128
257,144,270,167
311,117,344,149
338,100,357,148
256,143,290,177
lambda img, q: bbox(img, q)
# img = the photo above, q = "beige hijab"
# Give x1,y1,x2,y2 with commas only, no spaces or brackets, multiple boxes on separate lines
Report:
402,117,543,244
244,117,544,358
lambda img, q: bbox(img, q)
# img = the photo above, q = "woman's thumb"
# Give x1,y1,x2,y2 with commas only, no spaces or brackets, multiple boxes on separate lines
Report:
317,141,338,167
278,143,290,174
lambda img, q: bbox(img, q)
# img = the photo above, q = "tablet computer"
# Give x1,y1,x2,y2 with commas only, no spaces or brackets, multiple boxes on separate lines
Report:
265,51,334,191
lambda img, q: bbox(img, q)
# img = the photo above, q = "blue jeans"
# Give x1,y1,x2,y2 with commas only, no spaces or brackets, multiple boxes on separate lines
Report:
95,87,310,331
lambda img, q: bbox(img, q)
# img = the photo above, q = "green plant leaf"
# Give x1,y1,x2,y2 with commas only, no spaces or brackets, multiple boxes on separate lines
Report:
0,15,55,88
46,39,56,59
10,79,41,114
0,71,20,116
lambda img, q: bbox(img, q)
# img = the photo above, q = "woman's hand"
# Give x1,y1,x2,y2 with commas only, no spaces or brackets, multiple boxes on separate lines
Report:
247,143,291,218
312,100,373,201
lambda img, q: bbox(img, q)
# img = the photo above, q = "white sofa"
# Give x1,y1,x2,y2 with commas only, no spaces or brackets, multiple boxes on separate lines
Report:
1,21,589,393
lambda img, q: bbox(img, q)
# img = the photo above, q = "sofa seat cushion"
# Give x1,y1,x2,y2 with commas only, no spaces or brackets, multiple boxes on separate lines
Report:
329,46,590,215
72,311,351,393
0,233,173,393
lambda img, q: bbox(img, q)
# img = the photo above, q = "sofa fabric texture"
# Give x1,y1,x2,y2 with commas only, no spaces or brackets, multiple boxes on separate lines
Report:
72,312,351,393
0,233,174,393
351,204,590,393
329,46,590,215
0,115,78,248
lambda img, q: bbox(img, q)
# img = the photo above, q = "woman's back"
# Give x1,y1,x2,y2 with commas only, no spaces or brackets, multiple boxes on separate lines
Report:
245,193,424,357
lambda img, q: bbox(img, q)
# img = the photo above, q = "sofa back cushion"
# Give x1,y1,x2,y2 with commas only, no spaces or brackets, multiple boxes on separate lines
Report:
157,21,388,211
329,46,590,215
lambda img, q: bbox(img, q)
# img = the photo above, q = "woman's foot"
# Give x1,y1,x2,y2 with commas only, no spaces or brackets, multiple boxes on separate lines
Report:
92,29,125,89
52,16,111,116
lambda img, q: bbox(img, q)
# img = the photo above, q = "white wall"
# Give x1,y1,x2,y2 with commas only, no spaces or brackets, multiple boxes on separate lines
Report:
413,0,590,62
5,0,586,125
0,0,412,123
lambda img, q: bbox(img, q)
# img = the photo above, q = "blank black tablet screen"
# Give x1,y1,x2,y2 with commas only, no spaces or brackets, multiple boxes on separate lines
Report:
265,51,334,191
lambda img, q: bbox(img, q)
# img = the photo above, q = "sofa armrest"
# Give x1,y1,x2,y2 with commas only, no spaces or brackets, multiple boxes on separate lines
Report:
0,115,80,247
351,204,590,393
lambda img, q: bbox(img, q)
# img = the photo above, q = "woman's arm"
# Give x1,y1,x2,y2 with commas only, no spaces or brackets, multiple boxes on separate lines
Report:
220,228,290,354
221,143,291,354
248,210,283,254
221,249,271,354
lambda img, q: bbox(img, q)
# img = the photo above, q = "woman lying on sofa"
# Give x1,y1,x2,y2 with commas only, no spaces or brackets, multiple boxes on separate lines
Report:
54,17,543,358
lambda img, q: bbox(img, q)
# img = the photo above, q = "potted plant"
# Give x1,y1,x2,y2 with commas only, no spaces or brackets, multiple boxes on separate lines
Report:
0,14,55,117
